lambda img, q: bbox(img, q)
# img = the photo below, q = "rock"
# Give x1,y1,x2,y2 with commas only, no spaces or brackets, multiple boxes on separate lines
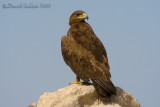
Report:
28,103,37,107
35,84,140,107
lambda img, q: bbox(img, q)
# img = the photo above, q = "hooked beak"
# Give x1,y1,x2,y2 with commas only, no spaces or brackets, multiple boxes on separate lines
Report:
83,13,89,20
77,13,89,20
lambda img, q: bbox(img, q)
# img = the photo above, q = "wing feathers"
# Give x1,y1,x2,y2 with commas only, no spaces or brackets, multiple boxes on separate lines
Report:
92,79,116,98
61,36,110,80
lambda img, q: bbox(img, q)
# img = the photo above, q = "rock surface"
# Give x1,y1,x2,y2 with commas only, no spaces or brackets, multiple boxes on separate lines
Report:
28,103,37,107
34,84,140,107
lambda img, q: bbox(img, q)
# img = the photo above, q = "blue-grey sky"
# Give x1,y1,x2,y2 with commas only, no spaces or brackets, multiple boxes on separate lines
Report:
0,0,160,107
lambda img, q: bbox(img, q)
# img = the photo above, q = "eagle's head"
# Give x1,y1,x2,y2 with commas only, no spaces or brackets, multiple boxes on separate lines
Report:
69,10,89,26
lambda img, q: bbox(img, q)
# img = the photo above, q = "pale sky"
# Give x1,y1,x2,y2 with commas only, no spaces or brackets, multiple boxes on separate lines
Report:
0,0,160,107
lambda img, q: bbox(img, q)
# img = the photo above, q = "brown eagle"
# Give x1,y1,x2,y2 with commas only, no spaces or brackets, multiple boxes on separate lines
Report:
61,10,116,99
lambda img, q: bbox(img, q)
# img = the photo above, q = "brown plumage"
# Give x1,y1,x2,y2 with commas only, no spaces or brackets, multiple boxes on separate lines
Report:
61,10,116,99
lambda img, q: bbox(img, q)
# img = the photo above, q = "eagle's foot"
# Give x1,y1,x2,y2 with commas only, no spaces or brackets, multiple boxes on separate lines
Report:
70,81,83,85
69,76,83,85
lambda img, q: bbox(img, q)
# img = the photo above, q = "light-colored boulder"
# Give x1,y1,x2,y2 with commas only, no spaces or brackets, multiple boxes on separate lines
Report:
35,84,140,107
28,103,37,107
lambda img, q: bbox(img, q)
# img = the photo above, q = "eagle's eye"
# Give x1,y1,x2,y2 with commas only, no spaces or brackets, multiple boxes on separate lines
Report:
75,13,81,16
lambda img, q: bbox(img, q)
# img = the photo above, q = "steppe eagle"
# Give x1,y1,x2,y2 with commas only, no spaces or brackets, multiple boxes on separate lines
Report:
61,10,116,99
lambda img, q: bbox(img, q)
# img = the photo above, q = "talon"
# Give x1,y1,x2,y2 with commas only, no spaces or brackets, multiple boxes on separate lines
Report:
69,76,83,85
70,81,83,85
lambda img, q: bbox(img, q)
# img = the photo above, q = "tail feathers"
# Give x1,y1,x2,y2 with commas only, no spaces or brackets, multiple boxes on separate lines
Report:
92,79,116,99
